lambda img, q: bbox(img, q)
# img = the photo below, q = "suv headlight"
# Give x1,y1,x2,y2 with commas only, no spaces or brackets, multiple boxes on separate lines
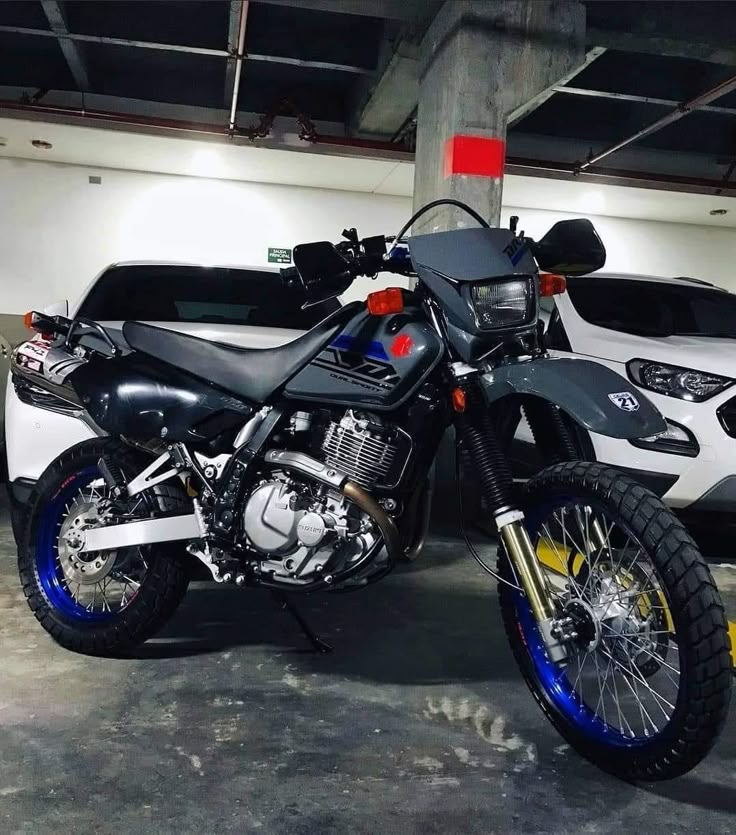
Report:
627,359,733,402
469,278,535,330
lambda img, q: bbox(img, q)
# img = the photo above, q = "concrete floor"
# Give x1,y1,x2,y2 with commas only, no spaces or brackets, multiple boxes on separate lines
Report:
1,495,734,834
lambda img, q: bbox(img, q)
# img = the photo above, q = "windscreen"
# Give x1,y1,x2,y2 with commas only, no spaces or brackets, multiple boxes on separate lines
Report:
78,265,339,329
567,277,736,338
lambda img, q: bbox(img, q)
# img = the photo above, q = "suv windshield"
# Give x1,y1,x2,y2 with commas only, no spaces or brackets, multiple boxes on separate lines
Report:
78,265,339,329
567,277,736,338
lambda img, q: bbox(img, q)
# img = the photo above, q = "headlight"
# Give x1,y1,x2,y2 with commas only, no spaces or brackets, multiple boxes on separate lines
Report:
470,278,534,330
627,359,733,402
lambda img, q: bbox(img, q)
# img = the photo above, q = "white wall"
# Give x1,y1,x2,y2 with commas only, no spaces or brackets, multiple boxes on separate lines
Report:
2,156,736,315
0,157,411,314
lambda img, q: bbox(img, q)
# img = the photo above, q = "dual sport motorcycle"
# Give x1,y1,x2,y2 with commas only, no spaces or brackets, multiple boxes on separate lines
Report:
13,199,731,780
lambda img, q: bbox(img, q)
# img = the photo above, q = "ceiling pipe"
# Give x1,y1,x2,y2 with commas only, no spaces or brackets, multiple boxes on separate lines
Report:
228,1,250,136
0,99,230,137
576,73,736,173
509,156,736,198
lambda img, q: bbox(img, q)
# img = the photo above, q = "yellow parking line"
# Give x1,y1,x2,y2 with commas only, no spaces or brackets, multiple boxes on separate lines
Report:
729,622,736,667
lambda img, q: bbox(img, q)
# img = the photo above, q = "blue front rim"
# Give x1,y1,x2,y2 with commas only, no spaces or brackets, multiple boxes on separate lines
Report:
35,467,129,623
513,502,678,748
514,591,650,747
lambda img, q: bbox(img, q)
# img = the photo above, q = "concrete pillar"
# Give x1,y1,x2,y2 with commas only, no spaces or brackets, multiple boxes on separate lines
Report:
413,0,584,233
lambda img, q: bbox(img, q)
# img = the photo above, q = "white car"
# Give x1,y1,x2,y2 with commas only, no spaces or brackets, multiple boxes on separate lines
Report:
5,262,338,539
522,272,736,515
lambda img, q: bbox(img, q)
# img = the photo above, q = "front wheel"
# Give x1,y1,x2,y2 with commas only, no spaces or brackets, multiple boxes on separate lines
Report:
499,462,731,781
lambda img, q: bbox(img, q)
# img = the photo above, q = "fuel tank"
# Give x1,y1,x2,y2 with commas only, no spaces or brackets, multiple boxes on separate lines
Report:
284,304,444,411
66,352,252,444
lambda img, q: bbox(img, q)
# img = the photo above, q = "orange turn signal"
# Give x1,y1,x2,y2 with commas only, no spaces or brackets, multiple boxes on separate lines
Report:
24,311,37,331
367,287,404,316
539,273,566,297
452,387,466,413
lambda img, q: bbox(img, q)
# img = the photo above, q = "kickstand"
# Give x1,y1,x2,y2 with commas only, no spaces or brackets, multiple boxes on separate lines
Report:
271,591,333,654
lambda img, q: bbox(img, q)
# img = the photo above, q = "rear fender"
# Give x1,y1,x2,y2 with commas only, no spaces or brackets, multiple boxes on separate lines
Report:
480,356,666,440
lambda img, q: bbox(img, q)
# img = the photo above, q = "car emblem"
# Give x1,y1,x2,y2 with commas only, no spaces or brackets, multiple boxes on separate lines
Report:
608,391,640,412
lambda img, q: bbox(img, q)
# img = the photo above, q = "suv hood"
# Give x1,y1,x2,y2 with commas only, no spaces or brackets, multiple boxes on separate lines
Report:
577,325,736,378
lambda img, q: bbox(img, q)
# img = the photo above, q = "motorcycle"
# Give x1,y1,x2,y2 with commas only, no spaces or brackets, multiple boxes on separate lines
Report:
13,199,731,780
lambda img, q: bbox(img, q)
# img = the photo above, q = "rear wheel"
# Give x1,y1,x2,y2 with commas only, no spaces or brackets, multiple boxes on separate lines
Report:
499,462,731,780
19,439,190,656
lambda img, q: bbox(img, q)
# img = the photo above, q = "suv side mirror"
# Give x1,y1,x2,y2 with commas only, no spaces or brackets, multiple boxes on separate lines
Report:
532,219,606,276
43,299,69,317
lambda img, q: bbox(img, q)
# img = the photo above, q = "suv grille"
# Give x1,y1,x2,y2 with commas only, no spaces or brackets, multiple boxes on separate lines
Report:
717,396,736,437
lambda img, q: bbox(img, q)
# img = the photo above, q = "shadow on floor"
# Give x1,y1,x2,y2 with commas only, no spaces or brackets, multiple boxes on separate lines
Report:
643,773,736,815
133,560,518,687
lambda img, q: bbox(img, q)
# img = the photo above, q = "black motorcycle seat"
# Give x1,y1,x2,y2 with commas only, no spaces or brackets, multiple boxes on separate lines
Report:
122,303,360,404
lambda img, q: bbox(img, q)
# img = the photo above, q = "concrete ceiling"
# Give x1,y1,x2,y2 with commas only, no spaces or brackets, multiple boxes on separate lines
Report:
0,0,735,198
1,115,735,229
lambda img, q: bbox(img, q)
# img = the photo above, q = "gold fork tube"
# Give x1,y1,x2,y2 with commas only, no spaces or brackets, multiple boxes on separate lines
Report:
499,519,556,623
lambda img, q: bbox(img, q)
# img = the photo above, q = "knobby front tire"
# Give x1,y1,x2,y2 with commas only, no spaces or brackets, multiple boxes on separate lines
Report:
499,462,731,781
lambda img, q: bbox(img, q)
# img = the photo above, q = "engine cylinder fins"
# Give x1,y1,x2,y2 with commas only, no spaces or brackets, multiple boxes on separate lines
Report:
321,413,400,489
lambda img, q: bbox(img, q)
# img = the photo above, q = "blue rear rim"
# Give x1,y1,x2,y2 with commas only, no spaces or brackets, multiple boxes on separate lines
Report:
35,466,140,623
513,499,679,748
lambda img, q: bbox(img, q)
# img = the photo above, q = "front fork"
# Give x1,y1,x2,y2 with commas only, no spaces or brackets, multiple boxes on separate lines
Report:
455,388,570,663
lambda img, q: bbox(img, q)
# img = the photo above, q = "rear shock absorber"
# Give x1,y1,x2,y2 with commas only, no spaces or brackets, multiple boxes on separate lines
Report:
98,455,128,499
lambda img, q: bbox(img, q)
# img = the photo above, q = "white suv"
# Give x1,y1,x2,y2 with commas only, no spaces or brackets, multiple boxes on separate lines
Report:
526,272,736,515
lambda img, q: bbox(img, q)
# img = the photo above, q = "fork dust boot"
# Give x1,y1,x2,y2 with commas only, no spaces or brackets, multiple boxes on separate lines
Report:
456,386,568,664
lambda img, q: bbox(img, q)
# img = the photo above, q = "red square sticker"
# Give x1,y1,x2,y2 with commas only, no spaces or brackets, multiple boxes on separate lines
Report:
444,135,506,179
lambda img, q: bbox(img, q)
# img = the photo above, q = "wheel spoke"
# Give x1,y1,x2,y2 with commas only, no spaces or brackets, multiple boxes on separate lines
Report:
597,644,675,716
600,624,681,681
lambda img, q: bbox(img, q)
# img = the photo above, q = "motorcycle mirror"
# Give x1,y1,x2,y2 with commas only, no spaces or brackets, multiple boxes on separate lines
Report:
532,219,606,276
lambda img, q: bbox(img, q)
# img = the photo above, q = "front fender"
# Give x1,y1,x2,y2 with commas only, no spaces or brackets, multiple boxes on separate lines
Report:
480,356,666,440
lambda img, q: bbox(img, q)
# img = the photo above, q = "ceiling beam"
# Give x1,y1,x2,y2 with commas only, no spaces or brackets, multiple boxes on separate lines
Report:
247,53,370,74
40,1,90,92
224,1,242,104
555,85,736,118
508,46,606,127
587,27,736,67
354,38,420,135
249,0,432,21
0,24,230,56
0,23,371,74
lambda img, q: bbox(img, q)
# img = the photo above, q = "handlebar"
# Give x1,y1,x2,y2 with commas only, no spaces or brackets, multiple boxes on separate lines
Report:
280,233,414,293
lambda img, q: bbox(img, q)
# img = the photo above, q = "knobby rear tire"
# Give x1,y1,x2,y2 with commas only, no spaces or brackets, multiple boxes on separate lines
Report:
498,462,731,781
18,438,190,657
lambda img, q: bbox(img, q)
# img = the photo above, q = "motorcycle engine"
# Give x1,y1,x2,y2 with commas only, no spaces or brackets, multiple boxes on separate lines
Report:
241,475,377,585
